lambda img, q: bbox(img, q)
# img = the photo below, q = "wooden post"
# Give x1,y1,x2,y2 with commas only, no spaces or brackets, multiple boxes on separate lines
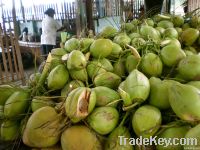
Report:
76,0,81,36
120,0,124,23
76,0,87,37
85,0,94,31
20,0,25,22
12,0,25,85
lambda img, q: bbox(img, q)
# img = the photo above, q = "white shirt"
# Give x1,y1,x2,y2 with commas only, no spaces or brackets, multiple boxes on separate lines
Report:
22,32,28,42
41,15,61,45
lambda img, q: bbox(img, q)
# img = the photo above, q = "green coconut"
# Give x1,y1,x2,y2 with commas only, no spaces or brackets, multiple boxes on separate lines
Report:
160,38,181,48
184,50,195,56
119,69,150,106
67,50,87,70
41,145,62,150
181,28,199,46
182,23,190,30
31,96,55,112
131,19,140,25
121,22,135,33
113,59,126,77
4,91,30,118
108,43,123,59
157,20,174,29
0,120,19,141
47,64,69,90
23,106,64,148
190,16,200,28
172,15,184,27
94,72,121,89
65,87,96,123
183,46,197,54
125,54,140,73
156,125,190,150
80,38,94,53
129,32,141,40
0,105,3,119
51,48,67,59
87,106,119,135
148,77,170,110
140,25,160,41
99,26,118,38
28,72,41,87
61,125,102,150
140,53,163,77
175,27,182,35
132,105,162,138
153,14,171,22
61,80,85,99
163,28,178,39
90,39,113,58
69,68,88,82
160,44,186,67
184,49,195,56
131,37,146,51
135,145,154,150
50,58,62,71
64,38,80,52
0,85,16,105
168,82,200,122
144,18,154,27
93,86,120,107
177,55,200,81
87,60,107,79
184,124,200,150
113,33,131,47
105,126,133,150
155,27,165,36
94,58,113,72
187,81,200,90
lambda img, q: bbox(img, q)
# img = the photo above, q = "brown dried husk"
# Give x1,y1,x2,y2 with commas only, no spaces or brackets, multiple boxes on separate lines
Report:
65,87,96,123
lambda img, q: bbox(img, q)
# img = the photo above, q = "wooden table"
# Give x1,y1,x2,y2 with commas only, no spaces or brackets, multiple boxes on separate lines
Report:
18,41,42,64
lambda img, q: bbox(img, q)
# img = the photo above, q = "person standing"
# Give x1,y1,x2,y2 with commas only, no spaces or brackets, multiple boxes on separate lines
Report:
41,8,62,57
19,27,29,42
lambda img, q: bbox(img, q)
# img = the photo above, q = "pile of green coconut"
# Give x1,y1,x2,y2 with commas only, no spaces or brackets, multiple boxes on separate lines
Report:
1,13,200,150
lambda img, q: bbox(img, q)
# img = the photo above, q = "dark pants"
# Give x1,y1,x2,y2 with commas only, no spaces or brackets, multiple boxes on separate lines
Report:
41,44,55,58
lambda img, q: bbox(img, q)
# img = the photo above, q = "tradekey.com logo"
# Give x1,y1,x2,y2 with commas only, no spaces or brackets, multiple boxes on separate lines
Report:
118,136,199,148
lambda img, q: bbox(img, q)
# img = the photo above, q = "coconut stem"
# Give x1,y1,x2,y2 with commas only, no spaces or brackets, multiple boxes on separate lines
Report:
118,87,132,106
160,39,171,47
32,53,52,96
119,111,130,127
126,44,141,59
157,14,171,20
106,99,123,107
123,102,139,111
85,52,90,61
